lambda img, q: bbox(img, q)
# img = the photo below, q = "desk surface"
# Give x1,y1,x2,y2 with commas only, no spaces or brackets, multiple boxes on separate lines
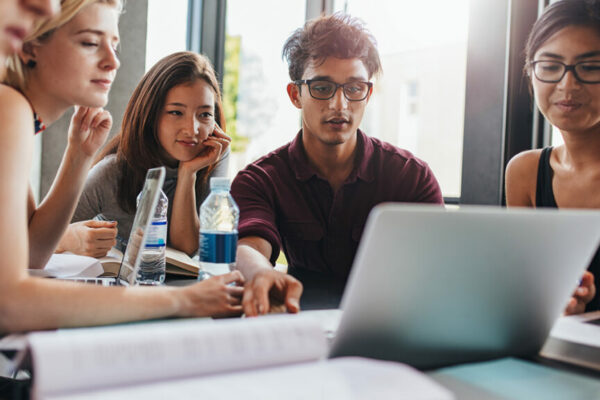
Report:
429,357,600,399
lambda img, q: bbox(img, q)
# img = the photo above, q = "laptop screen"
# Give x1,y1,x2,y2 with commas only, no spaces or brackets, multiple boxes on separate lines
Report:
117,167,165,285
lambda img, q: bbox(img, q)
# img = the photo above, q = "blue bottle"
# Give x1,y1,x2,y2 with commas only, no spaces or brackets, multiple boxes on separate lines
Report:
199,177,239,279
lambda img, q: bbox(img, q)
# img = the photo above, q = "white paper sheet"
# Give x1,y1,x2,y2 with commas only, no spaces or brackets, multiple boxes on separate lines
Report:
42,358,454,400
30,254,104,278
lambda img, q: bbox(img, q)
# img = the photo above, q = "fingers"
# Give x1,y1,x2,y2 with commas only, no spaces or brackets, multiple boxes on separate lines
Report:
84,219,117,229
79,107,96,132
284,278,303,313
565,298,576,315
82,220,118,240
574,273,595,303
89,109,112,131
253,279,271,316
227,285,244,299
212,123,230,139
242,283,260,317
220,270,245,286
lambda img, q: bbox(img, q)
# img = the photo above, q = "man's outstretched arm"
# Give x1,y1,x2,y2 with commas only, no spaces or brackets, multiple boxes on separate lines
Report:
236,236,302,316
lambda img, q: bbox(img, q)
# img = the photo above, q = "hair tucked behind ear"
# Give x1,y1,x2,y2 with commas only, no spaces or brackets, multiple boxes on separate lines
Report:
97,51,226,213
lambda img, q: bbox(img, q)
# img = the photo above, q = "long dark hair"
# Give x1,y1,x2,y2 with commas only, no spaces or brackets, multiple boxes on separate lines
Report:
98,51,226,212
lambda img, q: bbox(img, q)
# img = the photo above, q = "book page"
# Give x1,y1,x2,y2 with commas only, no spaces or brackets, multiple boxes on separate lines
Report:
165,247,199,274
98,247,123,276
30,314,327,399
42,357,454,400
30,254,103,278
544,311,600,347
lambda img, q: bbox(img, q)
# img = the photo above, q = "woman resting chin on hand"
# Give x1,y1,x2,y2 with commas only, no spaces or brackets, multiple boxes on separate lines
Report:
63,51,231,258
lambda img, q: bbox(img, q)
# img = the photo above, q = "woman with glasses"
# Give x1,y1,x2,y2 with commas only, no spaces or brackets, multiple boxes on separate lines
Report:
505,0,600,313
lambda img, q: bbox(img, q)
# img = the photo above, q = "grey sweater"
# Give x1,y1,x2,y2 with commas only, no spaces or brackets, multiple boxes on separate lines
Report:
72,153,229,250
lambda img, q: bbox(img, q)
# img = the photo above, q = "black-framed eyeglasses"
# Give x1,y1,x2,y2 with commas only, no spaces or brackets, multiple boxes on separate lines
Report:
531,60,600,84
294,79,373,101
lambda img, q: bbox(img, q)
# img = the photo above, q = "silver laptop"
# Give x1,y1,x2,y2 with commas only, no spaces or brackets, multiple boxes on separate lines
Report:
66,166,165,286
329,204,600,369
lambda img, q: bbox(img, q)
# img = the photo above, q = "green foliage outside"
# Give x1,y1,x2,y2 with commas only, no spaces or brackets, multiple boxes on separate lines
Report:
222,35,248,153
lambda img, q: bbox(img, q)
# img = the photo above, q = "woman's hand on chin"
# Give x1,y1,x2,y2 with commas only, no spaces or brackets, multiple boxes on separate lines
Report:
179,124,231,175
67,106,113,159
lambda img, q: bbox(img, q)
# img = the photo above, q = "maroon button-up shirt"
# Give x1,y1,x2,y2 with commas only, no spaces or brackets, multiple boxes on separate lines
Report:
232,130,443,306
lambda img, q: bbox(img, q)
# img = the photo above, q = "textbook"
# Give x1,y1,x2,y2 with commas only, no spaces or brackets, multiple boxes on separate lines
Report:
540,311,600,371
98,247,200,277
25,314,454,400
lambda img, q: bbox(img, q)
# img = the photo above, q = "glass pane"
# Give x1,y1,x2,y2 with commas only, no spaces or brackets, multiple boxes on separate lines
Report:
333,0,469,198
146,0,188,71
224,0,306,178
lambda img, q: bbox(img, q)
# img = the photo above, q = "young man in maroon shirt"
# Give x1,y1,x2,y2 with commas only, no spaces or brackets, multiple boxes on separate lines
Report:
232,14,443,316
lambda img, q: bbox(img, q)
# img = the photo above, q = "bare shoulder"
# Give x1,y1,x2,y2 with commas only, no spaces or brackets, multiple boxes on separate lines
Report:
0,84,31,109
0,85,33,136
505,149,543,207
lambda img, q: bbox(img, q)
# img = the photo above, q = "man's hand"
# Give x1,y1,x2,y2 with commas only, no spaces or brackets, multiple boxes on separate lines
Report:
565,271,596,315
242,269,303,316
57,220,117,258
178,271,245,318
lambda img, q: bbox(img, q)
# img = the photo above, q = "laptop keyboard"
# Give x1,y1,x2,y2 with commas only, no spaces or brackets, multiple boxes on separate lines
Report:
68,278,114,286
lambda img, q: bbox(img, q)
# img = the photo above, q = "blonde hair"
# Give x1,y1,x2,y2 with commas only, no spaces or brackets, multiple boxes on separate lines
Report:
4,0,122,91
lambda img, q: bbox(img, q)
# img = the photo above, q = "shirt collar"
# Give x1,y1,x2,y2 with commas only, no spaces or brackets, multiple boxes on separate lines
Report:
288,129,376,184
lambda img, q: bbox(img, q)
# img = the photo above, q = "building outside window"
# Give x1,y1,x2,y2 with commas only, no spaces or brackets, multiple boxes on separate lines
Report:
333,0,469,199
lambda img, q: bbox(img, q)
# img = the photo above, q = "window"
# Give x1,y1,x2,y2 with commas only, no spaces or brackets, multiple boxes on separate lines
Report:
223,0,306,178
145,0,188,71
332,0,470,198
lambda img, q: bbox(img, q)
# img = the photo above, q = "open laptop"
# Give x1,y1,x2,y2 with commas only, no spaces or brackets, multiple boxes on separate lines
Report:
65,166,165,286
329,204,600,369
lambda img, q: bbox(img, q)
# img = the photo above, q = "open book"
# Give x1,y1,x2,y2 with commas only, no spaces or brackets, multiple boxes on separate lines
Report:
99,246,199,277
26,314,454,400
540,310,600,371
60,247,200,278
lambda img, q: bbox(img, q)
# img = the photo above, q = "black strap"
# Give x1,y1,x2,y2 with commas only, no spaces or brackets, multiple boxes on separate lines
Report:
535,147,558,208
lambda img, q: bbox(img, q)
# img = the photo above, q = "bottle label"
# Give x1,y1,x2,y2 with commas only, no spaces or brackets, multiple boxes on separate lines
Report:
145,220,167,248
200,232,237,263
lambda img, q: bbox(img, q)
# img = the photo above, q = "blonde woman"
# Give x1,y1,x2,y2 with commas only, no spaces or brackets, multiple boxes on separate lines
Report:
0,0,243,333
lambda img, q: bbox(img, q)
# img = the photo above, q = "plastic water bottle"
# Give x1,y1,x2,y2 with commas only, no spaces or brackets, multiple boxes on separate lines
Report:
136,189,168,285
199,177,239,279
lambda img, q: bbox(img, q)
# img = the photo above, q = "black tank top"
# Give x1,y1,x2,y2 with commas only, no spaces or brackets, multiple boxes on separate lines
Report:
536,147,600,311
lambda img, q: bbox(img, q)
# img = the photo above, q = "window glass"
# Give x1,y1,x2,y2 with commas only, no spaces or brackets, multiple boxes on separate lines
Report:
146,0,188,71
333,0,470,198
223,0,306,178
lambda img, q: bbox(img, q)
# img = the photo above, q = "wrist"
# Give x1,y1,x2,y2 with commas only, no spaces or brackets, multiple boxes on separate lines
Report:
169,286,191,317
177,169,197,189
64,143,95,167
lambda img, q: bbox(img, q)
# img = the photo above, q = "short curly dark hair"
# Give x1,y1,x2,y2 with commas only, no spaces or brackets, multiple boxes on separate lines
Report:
282,13,382,81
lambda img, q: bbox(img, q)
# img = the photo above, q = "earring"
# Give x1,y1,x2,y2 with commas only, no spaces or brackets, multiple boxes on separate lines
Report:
26,60,36,68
